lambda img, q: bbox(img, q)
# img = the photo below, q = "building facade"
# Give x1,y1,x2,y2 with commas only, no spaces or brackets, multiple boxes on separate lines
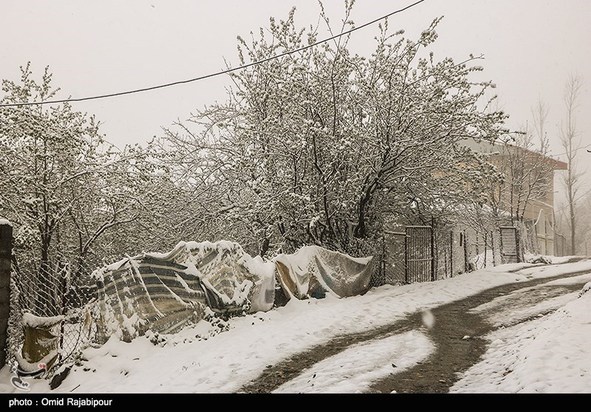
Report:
463,139,567,256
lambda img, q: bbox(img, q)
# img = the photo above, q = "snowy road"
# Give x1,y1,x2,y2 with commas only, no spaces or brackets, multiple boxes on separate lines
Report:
242,263,591,393
372,268,591,393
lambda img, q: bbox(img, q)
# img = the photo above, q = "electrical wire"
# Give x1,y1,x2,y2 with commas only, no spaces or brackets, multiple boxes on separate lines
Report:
0,0,426,108
551,142,591,157
554,184,591,214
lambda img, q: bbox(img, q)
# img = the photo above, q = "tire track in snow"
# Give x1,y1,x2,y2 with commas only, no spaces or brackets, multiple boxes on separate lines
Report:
369,268,591,393
273,331,434,393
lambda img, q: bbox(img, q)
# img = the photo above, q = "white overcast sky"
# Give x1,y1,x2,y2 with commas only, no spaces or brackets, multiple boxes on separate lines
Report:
1,0,591,199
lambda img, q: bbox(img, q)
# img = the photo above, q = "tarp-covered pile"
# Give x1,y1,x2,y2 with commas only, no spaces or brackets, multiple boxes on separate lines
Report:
275,246,374,300
93,241,374,342
93,241,275,342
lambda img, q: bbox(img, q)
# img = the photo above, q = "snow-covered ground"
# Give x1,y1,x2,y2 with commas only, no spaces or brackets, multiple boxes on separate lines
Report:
453,278,591,393
1,257,590,393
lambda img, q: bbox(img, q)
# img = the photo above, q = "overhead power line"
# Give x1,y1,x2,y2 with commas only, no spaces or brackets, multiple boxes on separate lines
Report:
552,142,591,158
554,184,591,214
0,0,426,108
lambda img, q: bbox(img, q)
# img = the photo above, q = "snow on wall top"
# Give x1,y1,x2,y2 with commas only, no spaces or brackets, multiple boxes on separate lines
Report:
0,218,12,226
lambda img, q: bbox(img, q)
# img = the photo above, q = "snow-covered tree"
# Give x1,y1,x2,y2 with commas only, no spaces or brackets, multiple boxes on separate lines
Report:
0,64,176,314
162,5,507,257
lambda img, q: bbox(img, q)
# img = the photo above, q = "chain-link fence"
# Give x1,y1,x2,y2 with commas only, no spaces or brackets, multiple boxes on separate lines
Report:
7,255,98,375
374,223,526,286
370,231,406,288
555,233,567,257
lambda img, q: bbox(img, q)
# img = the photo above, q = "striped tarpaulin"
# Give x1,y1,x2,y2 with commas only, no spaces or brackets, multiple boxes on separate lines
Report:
93,241,276,342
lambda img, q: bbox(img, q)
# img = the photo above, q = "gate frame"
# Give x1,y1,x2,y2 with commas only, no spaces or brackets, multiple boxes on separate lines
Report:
404,225,435,283
500,226,522,264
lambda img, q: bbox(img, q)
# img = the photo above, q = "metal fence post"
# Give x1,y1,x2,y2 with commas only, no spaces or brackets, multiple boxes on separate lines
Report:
0,220,13,370
449,231,454,277
463,230,469,272
430,221,436,281
381,232,386,286
404,229,409,284
516,226,523,263
491,230,496,266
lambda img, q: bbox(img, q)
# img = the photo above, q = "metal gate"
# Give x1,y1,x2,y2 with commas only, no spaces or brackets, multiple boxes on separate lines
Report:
375,231,406,286
500,226,521,264
405,226,435,283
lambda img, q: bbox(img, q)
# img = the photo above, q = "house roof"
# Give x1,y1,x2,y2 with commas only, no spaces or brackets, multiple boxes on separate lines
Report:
461,139,568,171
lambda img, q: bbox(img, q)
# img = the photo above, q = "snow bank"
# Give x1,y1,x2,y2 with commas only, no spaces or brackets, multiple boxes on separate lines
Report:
470,250,495,270
516,259,591,278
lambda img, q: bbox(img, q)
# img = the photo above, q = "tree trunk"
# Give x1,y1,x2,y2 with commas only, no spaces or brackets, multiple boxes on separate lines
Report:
570,202,576,255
